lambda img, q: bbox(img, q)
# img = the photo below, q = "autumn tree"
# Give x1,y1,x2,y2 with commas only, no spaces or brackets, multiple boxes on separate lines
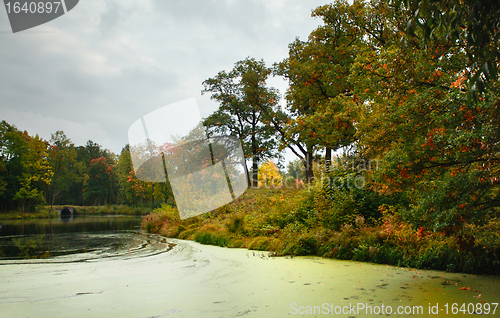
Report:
63,140,111,206
258,160,283,187
13,133,52,214
272,1,359,180
343,0,500,238
84,156,115,206
1,122,53,213
118,144,136,206
202,57,280,187
118,144,173,208
395,0,500,96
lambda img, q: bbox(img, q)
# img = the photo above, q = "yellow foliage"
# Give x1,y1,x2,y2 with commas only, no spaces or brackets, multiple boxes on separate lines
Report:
258,160,282,187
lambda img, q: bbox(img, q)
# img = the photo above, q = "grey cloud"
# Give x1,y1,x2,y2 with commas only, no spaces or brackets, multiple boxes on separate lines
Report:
0,0,327,153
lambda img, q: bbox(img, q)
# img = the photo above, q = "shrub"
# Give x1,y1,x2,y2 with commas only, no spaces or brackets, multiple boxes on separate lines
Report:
294,234,319,255
194,232,230,247
285,189,318,227
314,169,394,230
139,183,500,275
141,204,179,233
226,214,245,234
247,236,273,250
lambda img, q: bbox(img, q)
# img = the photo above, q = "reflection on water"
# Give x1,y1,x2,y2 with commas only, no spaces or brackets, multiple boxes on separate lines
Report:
0,215,173,264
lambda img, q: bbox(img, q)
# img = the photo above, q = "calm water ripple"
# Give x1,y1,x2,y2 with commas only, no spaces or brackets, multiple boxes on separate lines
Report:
0,216,174,264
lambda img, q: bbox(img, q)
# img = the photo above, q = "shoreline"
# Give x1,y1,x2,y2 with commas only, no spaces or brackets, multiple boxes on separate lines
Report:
141,188,500,276
0,205,152,220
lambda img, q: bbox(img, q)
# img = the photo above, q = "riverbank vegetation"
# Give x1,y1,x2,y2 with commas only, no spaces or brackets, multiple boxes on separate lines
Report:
142,185,500,275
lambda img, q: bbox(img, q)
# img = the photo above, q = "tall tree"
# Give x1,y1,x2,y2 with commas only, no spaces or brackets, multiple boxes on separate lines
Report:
13,133,52,214
83,156,115,206
47,131,84,214
118,144,173,207
0,121,26,211
66,140,110,206
272,1,359,180
118,144,136,206
258,160,283,187
202,57,280,187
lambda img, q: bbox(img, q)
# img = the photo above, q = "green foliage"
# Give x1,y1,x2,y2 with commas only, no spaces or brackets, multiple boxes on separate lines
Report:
0,124,53,214
285,189,318,228
139,185,500,274
194,232,230,247
83,157,115,206
393,0,500,97
270,0,361,182
293,234,319,256
226,214,245,234
246,236,274,251
286,159,306,182
116,144,172,209
313,168,392,230
202,57,281,187
47,131,85,214
327,0,500,235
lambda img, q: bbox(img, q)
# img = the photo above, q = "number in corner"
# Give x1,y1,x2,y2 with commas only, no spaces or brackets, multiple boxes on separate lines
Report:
5,2,62,14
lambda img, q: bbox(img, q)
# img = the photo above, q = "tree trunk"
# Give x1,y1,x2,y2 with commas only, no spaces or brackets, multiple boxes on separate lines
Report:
22,198,26,216
325,147,331,173
243,160,251,187
151,183,155,209
48,182,60,217
49,191,58,217
251,127,259,188
252,155,259,188
305,150,314,184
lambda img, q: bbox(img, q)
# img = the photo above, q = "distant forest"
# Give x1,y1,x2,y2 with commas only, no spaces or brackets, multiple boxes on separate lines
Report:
0,121,173,213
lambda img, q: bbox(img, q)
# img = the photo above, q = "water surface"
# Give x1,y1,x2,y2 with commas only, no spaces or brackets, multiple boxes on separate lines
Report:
0,238,499,317
0,215,172,263
0,217,498,317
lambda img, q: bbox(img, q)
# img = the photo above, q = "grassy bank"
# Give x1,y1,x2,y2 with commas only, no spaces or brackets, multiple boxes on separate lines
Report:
0,205,152,220
141,187,500,275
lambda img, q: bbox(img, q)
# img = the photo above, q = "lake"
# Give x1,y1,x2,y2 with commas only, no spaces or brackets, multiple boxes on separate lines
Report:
0,215,173,263
0,216,499,317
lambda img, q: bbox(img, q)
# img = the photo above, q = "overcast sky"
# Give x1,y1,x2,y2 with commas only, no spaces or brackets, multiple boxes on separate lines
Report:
0,0,327,156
